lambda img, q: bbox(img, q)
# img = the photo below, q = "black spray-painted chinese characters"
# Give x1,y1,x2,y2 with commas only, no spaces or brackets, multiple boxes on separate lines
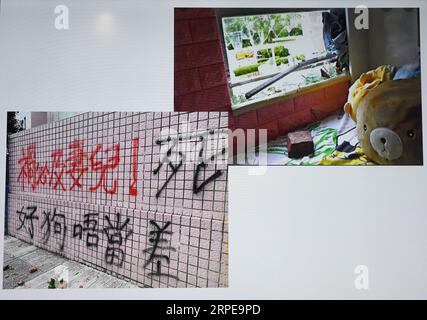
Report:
103,213,133,267
41,207,67,250
17,205,38,239
73,213,100,247
153,129,226,198
143,220,178,279
17,206,134,267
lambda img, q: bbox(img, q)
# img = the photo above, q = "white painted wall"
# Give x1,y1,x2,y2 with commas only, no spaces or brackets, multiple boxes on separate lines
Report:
0,0,173,109
347,8,419,81
368,8,419,69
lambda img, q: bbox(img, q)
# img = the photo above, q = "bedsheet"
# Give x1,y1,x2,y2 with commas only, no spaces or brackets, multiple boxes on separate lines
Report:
245,111,375,165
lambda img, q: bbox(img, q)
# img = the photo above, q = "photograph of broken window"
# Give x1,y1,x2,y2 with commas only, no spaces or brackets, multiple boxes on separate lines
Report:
222,10,347,109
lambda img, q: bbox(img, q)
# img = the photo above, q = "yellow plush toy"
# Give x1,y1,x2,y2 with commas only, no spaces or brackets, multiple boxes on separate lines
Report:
356,77,422,165
344,65,395,121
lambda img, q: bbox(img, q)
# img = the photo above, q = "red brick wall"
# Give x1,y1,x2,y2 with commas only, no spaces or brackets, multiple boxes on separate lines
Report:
174,8,350,145
239,80,350,142
174,8,231,113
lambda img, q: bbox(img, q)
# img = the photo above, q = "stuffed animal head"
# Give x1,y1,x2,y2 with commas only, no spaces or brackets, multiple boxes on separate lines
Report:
356,77,423,165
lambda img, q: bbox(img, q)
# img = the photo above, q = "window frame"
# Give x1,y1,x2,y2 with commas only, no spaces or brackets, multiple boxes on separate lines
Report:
216,8,350,113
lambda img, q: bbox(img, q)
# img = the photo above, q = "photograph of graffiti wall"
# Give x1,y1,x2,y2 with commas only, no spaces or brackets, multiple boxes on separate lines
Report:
5,112,228,288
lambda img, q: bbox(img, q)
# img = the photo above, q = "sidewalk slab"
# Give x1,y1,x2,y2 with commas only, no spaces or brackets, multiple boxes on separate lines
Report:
3,235,139,289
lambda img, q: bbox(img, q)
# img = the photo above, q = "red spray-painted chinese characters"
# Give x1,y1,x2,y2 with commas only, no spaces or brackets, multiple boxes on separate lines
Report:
17,138,140,195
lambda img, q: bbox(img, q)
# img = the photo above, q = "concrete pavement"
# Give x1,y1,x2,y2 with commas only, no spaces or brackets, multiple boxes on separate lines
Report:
2,235,139,289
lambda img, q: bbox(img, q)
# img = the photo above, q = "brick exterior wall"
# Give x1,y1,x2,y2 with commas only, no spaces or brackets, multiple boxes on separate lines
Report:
174,8,350,150
174,8,231,113
6,112,228,288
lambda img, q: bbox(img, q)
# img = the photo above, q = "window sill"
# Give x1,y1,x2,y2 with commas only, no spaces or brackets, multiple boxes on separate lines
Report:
231,72,351,116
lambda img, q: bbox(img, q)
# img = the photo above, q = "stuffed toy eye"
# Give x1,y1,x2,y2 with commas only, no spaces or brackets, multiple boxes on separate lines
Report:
407,129,415,139
363,124,367,131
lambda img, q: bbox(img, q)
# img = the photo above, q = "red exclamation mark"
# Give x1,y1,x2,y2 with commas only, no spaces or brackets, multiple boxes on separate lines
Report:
129,137,139,196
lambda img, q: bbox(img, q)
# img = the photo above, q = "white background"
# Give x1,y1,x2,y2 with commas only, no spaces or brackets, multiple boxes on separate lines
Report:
1,0,427,299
